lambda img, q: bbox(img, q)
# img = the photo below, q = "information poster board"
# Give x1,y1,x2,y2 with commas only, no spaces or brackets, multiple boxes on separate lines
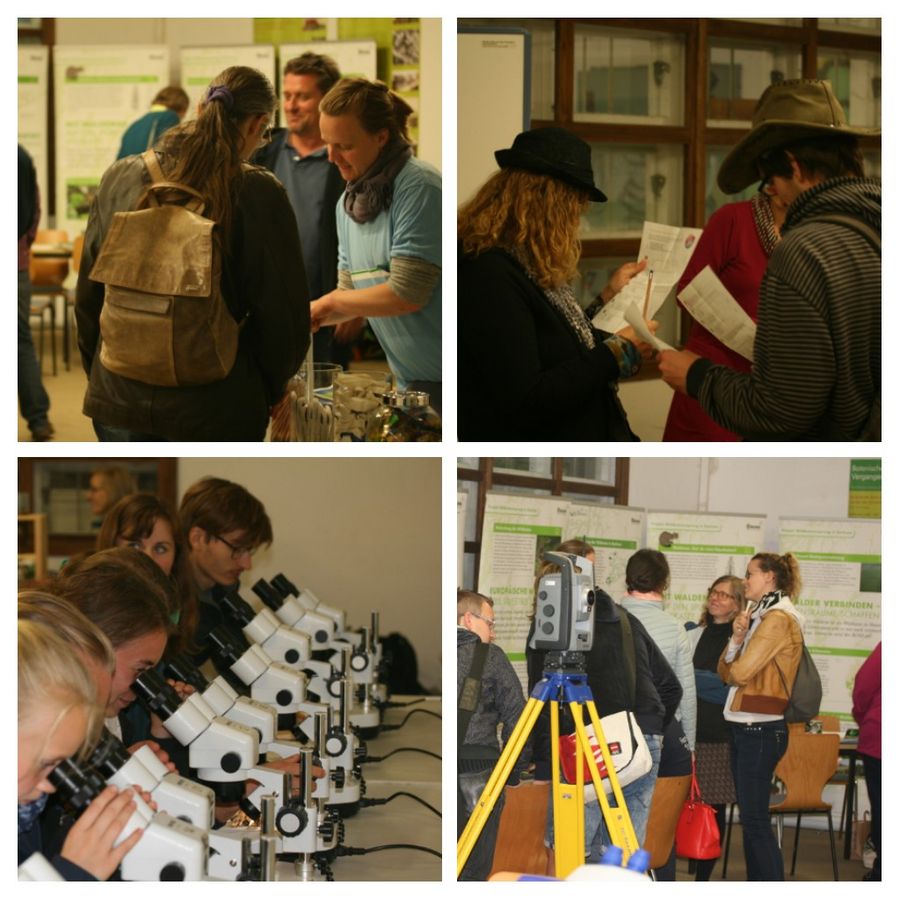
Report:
457,492,467,589
646,510,766,625
180,46,276,121
477,492,643,690
18,45,49,229
779,518,881,724
848,458,881,519
54,45,170,237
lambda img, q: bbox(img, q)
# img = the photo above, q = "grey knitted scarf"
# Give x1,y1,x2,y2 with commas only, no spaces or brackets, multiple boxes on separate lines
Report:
343,139,412,224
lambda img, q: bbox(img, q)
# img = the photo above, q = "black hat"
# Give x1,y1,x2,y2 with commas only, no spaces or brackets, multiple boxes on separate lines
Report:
495,127,607,202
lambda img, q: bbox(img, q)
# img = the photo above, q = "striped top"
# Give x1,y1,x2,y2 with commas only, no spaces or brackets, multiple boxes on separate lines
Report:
619,595,697,750
690,176,880,440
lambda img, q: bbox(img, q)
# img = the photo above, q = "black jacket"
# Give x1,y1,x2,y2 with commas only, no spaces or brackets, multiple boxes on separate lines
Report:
525,590,682,780
76,152,310,441
458,246,637,441
253,129,345,297
19,807,95,880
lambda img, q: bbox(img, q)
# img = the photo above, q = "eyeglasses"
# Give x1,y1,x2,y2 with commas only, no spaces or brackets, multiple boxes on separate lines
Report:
260,124,274,146
708,588,736,602
214,534,256,560
469,611,495,632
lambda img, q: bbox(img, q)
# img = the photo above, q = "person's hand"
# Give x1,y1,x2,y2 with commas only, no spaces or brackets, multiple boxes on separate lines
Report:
600,256,649,302
59,785,143,880
617,320,659,362
732,609,751,646
658,349,702,394
334,316,365,344
127,740,177,773
167,679,195,701
310,293,337,333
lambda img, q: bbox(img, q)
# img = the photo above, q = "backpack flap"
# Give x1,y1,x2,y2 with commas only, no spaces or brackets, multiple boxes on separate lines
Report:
90,205,214,298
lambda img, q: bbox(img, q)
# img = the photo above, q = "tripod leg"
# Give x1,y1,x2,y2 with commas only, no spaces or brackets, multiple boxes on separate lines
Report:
456,696,544,877
576,700,640,859
551,700,586,878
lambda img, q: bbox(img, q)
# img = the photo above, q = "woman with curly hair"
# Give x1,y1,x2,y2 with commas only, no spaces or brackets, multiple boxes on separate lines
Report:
458,127,653,440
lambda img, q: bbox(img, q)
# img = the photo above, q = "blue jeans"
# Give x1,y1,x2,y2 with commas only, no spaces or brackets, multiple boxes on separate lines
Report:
545,732,662,858
18,270,50,432
730,721,788,880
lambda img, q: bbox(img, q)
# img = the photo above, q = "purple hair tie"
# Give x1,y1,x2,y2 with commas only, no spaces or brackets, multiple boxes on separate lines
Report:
204,84,234,111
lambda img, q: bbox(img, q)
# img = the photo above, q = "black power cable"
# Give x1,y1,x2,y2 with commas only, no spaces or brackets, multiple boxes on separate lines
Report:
335,844,441,859
365,747,441,763
379,708,442,732
360,791,441,818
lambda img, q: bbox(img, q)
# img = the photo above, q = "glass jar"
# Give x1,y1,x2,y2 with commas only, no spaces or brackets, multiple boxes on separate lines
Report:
368,391,442,442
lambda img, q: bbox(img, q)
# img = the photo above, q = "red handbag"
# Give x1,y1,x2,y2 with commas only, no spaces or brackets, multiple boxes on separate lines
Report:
674,765,721,860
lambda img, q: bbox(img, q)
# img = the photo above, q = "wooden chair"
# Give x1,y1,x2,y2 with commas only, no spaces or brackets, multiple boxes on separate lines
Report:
489,782,552,877
645,773,692,870
770,723,841,879
28,228,69,376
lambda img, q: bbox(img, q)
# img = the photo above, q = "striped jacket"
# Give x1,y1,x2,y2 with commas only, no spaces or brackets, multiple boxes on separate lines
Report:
688,176,880,440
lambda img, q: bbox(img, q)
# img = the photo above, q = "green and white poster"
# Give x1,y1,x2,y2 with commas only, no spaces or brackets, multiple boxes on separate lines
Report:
848,458,881,519
646,510,765,626
18,45,49,228
54,45,170,237
779,518,880,725
180,46,276,122
477,492,644,691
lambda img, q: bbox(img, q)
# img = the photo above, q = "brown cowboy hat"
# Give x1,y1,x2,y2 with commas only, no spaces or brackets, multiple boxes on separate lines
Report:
717,79,879,194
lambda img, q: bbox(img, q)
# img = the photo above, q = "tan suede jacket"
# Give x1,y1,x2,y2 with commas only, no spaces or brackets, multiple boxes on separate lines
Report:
718,608,803,716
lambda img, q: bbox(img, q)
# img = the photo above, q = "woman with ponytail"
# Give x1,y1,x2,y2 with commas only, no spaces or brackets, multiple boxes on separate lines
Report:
76,66,309,441
311,78,442,413
717,552,805,880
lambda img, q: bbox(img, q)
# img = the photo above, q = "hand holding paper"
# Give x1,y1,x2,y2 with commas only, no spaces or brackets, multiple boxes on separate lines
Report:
623,300,673,352
658,348,701,394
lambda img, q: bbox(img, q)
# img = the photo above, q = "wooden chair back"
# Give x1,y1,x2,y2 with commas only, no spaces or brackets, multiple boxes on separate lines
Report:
771,723,839,812
30,228,70,287
489,782,552,877
71,233,85,274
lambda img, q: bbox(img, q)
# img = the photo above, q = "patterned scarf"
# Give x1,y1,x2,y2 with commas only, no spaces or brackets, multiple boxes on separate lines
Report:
511,247,595,349
343,139,412,224
751,192,781,257
18,793,48,835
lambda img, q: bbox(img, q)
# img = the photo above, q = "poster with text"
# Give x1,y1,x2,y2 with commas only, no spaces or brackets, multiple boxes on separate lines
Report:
180,46,276,121
779,518,880,725
457,492,467,589
54,46,170,237
18,45,49,228
646,510,766,626
479,493,644,692
565,502,644,599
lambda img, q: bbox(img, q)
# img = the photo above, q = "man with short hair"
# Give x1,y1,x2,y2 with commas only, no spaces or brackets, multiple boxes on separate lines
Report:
117,86,190,159
255,53,346,362
179,476,273,661
457,590,527,880
659,79,880,440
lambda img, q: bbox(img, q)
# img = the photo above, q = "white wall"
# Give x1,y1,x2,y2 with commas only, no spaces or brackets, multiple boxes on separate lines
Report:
176,458,441,693
53,18,441,169
628,457,864,548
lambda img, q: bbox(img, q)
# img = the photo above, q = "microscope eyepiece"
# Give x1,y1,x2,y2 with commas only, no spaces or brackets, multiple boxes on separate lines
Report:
209,624,249,666
48,758,104,812
251,578,284,611
221,589,254,626
164,654,209,692
132,669,183,721
271,573,299,598
88,728,131,778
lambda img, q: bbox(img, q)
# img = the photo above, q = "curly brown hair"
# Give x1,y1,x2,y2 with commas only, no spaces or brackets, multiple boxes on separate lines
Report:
458,168,588,290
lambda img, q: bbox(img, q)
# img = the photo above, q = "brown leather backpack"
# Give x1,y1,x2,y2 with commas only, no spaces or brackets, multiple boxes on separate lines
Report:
90,149,240,386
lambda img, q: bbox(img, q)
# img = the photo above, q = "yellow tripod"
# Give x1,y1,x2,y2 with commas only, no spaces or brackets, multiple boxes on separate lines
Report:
457,652,641,879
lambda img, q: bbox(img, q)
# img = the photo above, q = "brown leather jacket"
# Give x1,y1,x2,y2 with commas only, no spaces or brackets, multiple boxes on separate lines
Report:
718,608,803,716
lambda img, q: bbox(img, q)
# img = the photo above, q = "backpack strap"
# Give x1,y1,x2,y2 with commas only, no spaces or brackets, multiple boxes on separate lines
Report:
139,150,207,214
616,606,637,708
458,640,491,750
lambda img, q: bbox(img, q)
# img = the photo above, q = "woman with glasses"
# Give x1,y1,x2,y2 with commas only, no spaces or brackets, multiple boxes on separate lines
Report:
76,66,309,441
662,181,788,441
684,575,745,879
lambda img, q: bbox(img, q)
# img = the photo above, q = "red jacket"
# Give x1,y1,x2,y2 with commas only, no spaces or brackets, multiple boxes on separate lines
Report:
852,642,881,759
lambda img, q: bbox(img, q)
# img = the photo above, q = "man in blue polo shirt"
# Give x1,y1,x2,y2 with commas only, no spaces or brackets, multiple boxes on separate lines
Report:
255,53,345,363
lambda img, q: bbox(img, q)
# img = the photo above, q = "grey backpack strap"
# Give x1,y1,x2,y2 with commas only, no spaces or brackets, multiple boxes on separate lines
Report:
458,641,490,750
617,606,637,708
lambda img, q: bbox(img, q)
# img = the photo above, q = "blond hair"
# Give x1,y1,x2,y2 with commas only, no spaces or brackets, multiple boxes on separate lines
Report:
459,168,588,289
18,616,104,762
457,589,492,621
18,591,115,673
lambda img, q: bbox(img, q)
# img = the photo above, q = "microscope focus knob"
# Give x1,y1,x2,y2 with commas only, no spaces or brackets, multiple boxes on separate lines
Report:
221,752,242,774
276,801,308,838
354,741,367,764
324,731,347,757
318,819,335,842
350,650,368,671
159,862,186,881
326,675,342,699
331,768,345,789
